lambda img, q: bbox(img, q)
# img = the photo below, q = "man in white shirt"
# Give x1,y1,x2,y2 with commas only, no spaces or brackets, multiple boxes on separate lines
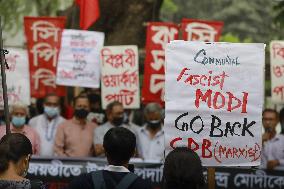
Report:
29,93,65,156
136,102,164,161
261,109,284,170
94,101,138,156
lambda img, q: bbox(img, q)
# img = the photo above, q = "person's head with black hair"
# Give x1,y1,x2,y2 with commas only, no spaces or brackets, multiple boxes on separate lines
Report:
43,92,61,119
72,95,90,120
262,108,279,133
163,147,205,189
103,127,136,166
0,133,32,179
105,101,125,127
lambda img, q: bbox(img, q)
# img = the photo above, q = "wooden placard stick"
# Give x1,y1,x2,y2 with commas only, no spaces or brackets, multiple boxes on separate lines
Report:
0,16,10,135
207,167,216,189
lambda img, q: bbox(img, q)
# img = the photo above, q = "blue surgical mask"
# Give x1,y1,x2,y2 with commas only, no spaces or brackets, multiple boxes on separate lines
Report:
44,106,59,118
12,116,26,127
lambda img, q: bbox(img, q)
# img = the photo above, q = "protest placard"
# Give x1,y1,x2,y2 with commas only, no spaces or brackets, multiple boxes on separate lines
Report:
181,19,223,42
164,41,265,166
270,41,284,103
56,29,104,88
142,22,179,106
24,17,66,98
0,48,30,106
100,45,140,109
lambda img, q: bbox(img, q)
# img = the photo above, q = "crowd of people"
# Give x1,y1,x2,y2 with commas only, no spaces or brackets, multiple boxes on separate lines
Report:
0,91,284,189
0,92,165,162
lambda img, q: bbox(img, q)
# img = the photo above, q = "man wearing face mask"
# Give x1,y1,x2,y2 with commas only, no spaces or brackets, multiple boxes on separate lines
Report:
0,103,40,155
261,109,284,170
54,95,97,157
136,102,165,161
29,93,65,156
94,101,138,156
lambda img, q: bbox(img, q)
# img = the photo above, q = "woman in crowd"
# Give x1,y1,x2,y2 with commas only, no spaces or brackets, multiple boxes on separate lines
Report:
0,133,45,189
0,103,40,154
162,147,205,189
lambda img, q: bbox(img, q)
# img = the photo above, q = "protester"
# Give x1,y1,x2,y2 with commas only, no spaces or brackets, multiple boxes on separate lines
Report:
136,102,165,161
262,109,284,170
0,133,45,189
29,93,65,156
67,127,152,189
87,93,105,125
162,147,205,189
0,103,40,155
262,108,281,134
94,101,138,156
53,95,97,157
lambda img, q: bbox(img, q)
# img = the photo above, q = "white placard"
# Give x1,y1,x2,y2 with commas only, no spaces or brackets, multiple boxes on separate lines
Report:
0,48,31,106
270,41,284,103
165,41,265,166
56,29,104,88
100,45,140,109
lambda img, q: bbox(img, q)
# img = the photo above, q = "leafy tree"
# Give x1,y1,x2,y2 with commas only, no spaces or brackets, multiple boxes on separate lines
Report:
274,0,284,27
161,0,284,44
0,0,73,35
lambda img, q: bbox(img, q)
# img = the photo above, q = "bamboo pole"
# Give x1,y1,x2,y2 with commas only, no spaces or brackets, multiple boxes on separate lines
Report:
0,16,11,134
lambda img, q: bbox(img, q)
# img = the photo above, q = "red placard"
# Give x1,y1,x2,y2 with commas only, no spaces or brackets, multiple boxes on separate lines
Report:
181,18,223,42
24,17,66,98
142,22,179,106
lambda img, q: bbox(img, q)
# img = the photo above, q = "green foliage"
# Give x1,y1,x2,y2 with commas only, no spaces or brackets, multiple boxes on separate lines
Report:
220,33,252,43
274,1,284,27
161,0,284,44
161,0,178,20
0,0,73,35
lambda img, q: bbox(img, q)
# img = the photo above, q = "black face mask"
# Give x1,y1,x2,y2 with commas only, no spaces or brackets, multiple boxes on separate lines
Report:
147,120,161,129
112,116,124,126
74,109,89,119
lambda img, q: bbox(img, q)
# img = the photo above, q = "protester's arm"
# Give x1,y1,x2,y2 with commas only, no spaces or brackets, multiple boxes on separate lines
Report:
93,127,105,156
94,144,105,156
53,124,68,156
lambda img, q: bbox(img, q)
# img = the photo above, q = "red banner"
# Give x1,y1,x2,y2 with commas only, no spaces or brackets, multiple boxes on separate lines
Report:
24,17,66,98
142,22,179,106
181,18,223,42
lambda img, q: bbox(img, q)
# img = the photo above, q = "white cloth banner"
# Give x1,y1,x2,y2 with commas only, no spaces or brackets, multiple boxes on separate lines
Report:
100,45,140,109
270,41,284,103
0,48,31,106
165,41,265,166
56,29,104,88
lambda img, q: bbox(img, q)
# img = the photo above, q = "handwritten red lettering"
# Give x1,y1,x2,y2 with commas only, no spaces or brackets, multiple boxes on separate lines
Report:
105,89,137,105
101,48,136,68
213,141,261,163
177,67,229,90
195,89,249,113
273,85,284,100
102,70,138,88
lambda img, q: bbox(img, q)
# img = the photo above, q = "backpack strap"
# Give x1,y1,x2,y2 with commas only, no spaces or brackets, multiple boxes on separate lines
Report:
114,172,138,189
91,170,106,189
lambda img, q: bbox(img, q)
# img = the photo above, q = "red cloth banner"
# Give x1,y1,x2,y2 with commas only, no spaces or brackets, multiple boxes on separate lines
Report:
142,22,179,106
24,17,66,98
76,0,100,30
181,18,223,42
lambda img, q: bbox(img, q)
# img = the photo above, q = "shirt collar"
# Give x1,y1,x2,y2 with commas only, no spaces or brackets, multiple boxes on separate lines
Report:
271,134,282,142
141,125,164,137
11,125,27,134
104,165,130,173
